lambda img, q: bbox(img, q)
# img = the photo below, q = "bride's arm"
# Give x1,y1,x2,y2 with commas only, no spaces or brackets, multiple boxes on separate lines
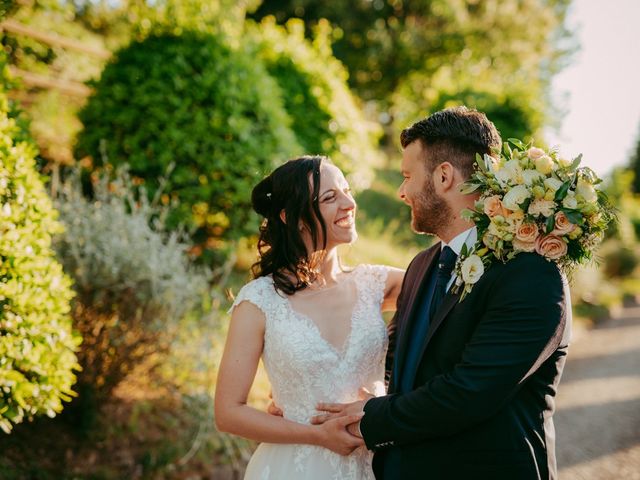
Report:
381,267,405,312
214,300,364,454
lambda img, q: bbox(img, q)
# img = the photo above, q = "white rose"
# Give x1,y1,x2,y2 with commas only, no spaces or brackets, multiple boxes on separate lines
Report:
460,255,484,284
522,169,544,186
544,177,564,192
562,191,578,209
576,179,598,204
502,185,531,211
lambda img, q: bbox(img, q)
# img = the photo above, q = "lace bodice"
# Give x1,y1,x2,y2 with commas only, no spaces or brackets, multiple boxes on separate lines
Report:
230,264,389,424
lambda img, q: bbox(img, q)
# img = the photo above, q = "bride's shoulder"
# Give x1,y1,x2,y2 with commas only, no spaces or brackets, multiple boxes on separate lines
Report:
350,264,391,284
228,276,277,313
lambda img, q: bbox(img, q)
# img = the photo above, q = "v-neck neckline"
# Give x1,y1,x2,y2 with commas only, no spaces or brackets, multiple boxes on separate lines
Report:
283,275,361,358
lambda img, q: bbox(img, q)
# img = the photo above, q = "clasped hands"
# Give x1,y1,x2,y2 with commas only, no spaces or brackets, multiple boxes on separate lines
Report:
267,388,374,456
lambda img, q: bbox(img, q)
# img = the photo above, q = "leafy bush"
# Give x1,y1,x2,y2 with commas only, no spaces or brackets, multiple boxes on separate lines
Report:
246,17,382,188
0,52,79,434
52,168,211,422
75,30,300,264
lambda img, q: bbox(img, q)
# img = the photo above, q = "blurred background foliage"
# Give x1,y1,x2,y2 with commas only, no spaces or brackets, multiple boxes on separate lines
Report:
0,0,638,477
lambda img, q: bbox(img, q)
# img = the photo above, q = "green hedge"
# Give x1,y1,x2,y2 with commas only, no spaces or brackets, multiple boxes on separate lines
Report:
0,52,79,433
247,17,382,188
75,30,301,264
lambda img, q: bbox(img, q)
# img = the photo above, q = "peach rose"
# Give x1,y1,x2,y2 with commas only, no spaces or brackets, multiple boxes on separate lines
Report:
551,211,576,236
483,195,509,218
535,234,568,260
516,222,539,243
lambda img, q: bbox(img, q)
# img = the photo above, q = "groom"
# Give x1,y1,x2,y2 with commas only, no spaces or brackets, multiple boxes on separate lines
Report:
313,107,572,479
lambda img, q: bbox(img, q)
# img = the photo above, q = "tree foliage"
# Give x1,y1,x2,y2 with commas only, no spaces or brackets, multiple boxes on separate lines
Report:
75,30,300,263
252,0,574,138
0,51,79,434
246,17,382,187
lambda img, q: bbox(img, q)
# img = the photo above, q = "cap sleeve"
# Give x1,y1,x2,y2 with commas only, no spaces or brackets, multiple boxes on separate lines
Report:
227,276,275,318
354,264,389,306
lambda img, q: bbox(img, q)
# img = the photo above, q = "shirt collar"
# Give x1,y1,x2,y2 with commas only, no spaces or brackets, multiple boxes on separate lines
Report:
441,227,477,256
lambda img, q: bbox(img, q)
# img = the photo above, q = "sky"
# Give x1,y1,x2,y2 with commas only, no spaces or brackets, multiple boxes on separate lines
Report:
545,0,640,177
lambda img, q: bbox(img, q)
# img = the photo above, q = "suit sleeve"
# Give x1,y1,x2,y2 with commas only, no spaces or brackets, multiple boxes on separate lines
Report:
360,253,569,449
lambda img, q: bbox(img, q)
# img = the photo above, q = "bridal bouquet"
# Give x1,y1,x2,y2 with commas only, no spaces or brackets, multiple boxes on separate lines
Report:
453,139,615,300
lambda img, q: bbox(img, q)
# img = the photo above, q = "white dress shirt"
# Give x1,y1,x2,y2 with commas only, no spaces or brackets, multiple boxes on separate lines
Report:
441,227,477,292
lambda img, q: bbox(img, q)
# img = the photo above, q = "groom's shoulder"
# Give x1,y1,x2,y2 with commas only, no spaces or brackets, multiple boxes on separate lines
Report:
408,243,440,270
486,252,563,287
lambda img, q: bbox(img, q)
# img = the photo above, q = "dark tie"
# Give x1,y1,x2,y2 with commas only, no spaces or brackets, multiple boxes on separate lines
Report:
429,246,457,320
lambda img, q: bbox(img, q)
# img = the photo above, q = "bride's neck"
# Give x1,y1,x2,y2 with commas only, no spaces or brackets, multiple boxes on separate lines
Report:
311,247,343,286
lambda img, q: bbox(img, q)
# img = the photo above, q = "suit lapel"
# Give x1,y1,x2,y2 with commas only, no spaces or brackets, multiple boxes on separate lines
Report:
392,244,440,388
420,289,462,357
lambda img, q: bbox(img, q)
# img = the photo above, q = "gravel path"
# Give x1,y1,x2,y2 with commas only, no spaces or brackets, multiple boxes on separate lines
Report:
555,305,640,480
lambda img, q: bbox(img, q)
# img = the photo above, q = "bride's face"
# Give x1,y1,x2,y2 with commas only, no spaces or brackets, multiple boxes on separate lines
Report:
310,163,357,248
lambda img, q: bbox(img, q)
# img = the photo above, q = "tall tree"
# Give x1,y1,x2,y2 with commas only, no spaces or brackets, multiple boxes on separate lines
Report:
252,0,575,139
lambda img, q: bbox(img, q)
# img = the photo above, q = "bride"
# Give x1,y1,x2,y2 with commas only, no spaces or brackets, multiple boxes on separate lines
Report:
214,155,404,479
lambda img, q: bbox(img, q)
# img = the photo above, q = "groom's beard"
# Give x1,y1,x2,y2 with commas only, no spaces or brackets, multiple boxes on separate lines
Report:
411,175,452,236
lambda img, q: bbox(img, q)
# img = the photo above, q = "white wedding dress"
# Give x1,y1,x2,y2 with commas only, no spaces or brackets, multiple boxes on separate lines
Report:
230,264,389,480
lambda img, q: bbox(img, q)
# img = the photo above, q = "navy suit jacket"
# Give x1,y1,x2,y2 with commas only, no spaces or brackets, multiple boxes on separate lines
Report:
360,243,572,480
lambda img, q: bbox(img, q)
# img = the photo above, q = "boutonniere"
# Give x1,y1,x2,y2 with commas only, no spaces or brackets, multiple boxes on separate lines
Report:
451,138,615,301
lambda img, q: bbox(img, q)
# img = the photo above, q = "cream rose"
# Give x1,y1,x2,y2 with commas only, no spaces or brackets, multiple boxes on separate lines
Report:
502,185,530,211
483,195,509,218
551,211,576,236
576,179,598,204
461,255,484,284
535,155,555,175
527,147,546,160
535,234,568,260
528,198,556,217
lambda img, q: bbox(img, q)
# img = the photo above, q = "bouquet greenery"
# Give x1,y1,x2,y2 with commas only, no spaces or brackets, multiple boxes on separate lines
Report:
454,139,615,299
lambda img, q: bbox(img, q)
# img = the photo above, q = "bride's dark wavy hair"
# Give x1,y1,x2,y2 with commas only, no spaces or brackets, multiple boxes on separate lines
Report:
251,155,329,295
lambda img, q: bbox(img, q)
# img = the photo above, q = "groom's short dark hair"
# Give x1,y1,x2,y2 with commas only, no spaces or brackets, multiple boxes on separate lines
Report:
400,106,501,180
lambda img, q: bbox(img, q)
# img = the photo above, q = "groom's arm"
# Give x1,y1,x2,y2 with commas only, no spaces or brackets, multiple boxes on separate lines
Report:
360,253,569,450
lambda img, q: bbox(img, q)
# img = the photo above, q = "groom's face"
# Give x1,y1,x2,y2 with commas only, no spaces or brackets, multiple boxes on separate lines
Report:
398,141,451,235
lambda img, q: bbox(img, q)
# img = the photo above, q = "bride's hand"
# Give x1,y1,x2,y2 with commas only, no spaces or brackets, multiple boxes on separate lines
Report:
266,391,283,417
314,413,365,456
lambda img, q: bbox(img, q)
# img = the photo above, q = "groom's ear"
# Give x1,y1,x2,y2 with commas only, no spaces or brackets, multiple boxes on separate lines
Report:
437,162,457,191
279,209,287,224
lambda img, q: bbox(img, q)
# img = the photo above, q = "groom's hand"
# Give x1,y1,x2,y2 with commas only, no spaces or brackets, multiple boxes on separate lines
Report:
311,399,366,425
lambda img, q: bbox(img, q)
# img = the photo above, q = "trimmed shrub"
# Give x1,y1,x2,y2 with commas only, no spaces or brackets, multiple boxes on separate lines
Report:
0,52,79,434
75,30,301,264
53,168,211,423
246,17,382,188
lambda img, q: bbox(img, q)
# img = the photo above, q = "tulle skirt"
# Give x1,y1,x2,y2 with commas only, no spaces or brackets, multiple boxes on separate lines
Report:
244,442,375,480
